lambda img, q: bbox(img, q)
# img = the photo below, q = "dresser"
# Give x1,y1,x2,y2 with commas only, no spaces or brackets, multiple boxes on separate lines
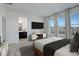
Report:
31,33,46,40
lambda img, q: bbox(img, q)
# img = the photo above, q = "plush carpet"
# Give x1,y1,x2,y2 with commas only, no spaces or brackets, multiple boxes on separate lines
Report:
20,45,35,56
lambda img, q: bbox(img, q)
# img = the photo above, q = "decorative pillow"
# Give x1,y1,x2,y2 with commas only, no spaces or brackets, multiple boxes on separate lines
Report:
78,48,79,54
70,41,78,52
70,32,79,52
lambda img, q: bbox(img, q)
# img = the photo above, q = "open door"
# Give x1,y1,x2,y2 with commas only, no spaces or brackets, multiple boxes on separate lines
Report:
18,17,27,40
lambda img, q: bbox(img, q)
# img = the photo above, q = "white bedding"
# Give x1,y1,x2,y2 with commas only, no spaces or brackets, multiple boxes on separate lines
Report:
34,37,64,53
54,44,79,56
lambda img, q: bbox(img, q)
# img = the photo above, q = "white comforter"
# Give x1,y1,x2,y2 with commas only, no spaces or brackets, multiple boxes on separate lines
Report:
54,44,79,56
34,37,64,53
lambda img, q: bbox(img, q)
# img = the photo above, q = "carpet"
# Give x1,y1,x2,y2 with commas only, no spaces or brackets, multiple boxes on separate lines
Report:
20,45,35,56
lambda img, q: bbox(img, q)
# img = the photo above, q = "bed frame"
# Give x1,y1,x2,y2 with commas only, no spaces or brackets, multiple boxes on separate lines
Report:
33,42,44,56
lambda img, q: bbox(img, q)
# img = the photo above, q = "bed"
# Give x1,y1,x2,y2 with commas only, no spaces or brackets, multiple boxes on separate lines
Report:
54,44,79,56
33,37,79,56
33,37,66,55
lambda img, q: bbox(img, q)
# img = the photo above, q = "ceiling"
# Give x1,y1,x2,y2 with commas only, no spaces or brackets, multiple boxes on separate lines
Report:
3,3,79,17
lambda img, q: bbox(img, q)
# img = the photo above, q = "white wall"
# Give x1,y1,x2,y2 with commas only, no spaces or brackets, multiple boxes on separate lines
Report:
27,16,44,40
0,4,5,16
5,10,44,44
5,11,19,44
5,10,30,44
31,17,44,34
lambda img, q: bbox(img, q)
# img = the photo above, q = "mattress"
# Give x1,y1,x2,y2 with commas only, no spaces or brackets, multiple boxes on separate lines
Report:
34,37,64,53
54,44,79,56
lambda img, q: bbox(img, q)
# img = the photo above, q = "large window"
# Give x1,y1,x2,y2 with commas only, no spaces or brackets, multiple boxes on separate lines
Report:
57,13,65,38
49,18,54,33
70,12,79,36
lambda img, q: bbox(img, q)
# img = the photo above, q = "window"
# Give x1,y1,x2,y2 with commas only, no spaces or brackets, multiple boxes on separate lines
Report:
57,13,65,38
70,12,79,36
58,16,65,34
70,7,79,37
49,18,54,33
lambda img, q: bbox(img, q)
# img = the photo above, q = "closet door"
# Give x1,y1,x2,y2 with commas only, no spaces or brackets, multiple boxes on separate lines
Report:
2,16,6,42
0,15,2,42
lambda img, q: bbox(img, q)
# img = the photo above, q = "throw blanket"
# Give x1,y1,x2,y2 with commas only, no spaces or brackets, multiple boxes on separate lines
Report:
43,39,70,56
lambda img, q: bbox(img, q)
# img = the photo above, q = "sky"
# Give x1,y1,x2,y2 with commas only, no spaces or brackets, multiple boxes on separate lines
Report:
71,13,79,24
49,16,65,27
49,18,54,26
58,16,65,26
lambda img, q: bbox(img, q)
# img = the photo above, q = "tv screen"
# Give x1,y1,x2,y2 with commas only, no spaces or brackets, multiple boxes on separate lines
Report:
32,22,44,29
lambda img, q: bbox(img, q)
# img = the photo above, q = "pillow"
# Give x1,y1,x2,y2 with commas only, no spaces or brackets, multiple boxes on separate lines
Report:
78,48,79,54
70,41,78,52
70,32,79,52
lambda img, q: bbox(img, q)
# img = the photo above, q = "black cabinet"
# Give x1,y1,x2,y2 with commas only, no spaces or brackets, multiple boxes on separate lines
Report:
19,32,27,39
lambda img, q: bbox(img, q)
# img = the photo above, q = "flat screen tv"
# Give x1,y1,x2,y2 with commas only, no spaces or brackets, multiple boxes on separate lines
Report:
32,22,44,29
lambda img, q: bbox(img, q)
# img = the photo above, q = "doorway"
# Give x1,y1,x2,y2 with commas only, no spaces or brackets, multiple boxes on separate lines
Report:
18,17,27,41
